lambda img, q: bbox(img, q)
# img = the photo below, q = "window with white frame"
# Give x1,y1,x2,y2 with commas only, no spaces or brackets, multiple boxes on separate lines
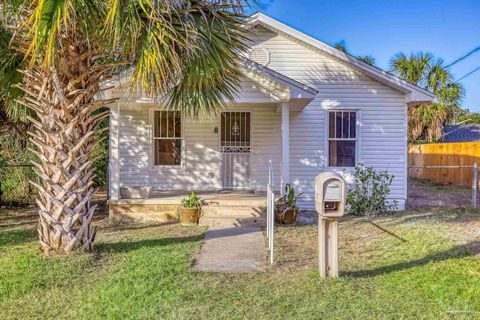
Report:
328,111,357,167
153,111,182,166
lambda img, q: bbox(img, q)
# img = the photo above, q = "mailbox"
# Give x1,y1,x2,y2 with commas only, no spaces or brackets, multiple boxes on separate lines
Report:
315,172,346,218
315,171,346,278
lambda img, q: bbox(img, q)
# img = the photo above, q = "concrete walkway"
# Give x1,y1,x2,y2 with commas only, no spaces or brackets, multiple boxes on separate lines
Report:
193,227,266,272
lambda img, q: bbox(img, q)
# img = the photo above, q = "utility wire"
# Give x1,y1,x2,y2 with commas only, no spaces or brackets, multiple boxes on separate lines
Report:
456,66,480,82
445,46,480,68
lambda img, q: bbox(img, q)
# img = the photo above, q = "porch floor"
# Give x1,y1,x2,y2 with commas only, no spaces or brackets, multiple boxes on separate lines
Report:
109,190,268,206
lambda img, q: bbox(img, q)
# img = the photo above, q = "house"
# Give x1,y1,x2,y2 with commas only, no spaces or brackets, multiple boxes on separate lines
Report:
440,124,480,143
107,12,434,222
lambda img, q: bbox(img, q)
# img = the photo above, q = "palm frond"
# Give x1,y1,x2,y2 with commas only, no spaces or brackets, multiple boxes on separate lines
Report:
105,0,249,117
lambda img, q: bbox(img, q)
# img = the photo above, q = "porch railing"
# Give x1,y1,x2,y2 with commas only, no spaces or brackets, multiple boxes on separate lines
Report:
266,159,275,265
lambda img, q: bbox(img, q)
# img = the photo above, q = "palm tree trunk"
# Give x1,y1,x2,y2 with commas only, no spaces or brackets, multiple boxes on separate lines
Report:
15,30,115,254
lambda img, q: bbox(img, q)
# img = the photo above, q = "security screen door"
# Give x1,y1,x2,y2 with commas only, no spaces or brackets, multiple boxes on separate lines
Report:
220,112,251,189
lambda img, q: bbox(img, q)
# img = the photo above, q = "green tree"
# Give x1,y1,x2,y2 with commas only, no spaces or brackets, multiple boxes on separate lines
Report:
1,0,250,254
389,52,464,142
0,24,27,138
333,40,376,66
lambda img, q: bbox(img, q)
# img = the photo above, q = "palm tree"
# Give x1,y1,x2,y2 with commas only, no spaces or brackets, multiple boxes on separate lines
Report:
333,40,376,66
0,24,27,138
1,0,250,254
389,52,464,142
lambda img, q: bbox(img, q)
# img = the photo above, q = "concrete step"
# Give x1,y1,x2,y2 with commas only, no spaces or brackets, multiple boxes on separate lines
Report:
201,205,265,216
202,198,267,207
199,214,266,228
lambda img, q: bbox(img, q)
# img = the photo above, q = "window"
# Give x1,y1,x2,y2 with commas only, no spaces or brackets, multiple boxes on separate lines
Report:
328,111,357,167
153,111,182,166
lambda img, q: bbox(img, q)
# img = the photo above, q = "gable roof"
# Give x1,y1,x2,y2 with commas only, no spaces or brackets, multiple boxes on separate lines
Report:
440,124,480,143
240,58,318,110
246,12,435,106
243,58,318,96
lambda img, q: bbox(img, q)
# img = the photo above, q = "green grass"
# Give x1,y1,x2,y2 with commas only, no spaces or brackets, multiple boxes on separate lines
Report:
1,207,480,319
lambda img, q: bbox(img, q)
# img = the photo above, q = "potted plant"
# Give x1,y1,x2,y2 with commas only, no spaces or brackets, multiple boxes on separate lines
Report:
179,191,202,225
275,184,303,225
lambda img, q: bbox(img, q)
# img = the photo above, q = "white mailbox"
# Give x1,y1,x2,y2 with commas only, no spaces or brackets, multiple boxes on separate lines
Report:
315,171,346,278
315,172,346,218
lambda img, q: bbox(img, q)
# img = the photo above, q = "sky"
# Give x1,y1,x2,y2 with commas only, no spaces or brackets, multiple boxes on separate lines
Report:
256,0,480,111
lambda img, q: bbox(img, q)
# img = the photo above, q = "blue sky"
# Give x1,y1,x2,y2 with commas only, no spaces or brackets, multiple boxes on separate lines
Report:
256,0,480,111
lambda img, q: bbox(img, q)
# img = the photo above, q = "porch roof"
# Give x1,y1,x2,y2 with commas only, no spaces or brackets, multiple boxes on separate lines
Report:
240,59,318,111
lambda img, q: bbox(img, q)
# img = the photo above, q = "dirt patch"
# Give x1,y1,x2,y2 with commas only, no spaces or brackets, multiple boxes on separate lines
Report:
407,178,472,209
0,191,109,231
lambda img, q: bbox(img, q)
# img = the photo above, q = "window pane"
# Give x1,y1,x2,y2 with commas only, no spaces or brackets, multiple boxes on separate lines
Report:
329,112,335,138
335,112,342,138
154,112,160,137
155,111,182,138
342,112,350,138
154,139,181,165
329,140,355,167
349,112,356,138
166,111,175,138
160,112,168,137
174,111,181,138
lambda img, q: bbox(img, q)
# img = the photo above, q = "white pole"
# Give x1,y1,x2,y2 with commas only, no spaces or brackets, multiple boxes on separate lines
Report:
270,191,274,265
473,163,478,208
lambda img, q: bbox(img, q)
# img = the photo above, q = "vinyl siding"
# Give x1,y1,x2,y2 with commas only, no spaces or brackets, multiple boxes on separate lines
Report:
111,25,408,210
250,26,407,210
114,100,282,192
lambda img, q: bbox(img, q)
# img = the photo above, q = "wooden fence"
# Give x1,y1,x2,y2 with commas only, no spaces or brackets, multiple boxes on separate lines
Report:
408,142,480,186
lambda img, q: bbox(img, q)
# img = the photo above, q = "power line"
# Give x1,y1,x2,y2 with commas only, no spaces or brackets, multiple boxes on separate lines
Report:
456,66,480,82
445,46,480,68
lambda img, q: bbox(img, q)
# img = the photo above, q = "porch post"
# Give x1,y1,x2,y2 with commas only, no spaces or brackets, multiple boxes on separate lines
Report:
109,103,120,200
281,102,290,191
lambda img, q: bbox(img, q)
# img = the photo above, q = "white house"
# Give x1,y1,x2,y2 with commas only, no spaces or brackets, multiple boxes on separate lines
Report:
107,12,434,222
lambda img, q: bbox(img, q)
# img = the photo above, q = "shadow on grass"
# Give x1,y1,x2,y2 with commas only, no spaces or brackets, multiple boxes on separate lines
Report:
96,233,205,254
0,228,37,249
102,221,179,233
343,241,480,278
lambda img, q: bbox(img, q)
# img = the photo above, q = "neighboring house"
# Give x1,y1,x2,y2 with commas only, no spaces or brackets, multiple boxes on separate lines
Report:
107,12,434,216
440,124,480,143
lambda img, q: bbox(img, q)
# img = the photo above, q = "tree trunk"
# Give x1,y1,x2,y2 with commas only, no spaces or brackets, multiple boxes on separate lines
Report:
15,30,115,254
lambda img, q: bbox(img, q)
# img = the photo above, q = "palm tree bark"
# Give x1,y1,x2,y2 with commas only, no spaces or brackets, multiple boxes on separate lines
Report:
15,29,114,254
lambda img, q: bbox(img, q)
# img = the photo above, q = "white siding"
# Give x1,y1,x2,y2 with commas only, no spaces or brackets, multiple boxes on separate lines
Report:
111,26,409,210
114,101,282,192
250,26,407,210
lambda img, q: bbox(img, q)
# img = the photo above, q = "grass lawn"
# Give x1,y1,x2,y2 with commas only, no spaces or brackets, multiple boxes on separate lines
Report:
1,207,480,319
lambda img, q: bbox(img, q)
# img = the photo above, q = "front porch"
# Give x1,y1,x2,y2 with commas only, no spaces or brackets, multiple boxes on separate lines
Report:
109,190,269,227
107,60,318,222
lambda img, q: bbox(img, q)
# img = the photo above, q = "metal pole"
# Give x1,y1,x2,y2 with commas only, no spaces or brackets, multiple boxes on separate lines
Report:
473,163,478,208
270,190,274,265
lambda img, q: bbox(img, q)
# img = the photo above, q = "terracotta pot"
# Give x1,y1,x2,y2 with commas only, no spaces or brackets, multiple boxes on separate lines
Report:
179,207,200,225
276,207,298,225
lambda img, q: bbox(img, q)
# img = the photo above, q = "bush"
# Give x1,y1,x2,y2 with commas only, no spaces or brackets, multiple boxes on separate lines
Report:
346,163,397,216
0,135,38,205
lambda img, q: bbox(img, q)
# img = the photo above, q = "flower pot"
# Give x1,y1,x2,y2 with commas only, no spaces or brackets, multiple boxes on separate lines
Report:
179,207,200,225
276,207,298,225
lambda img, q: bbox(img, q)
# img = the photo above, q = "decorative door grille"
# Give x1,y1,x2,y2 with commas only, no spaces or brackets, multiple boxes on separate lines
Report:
220,112,251,153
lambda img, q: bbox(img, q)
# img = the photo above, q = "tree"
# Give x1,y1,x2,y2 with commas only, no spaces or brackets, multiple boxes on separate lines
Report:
1,0,249,254
0,24,27,139
389,52,464,142
333,40,376,66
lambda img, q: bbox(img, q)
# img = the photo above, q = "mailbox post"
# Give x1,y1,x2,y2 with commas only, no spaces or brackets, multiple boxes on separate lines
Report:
315,172,346,278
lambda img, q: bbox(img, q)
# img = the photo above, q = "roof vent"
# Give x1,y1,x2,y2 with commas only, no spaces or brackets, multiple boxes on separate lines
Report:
248,47,270,66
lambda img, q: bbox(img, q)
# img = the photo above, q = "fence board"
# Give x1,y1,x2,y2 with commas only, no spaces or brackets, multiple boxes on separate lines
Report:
408,142,480,186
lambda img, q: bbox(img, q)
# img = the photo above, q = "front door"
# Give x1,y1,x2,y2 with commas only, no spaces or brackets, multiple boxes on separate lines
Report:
221,112,251,189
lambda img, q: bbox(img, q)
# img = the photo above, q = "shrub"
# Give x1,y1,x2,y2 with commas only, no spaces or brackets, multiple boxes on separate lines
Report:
0,135,38,205
346,163,397,216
